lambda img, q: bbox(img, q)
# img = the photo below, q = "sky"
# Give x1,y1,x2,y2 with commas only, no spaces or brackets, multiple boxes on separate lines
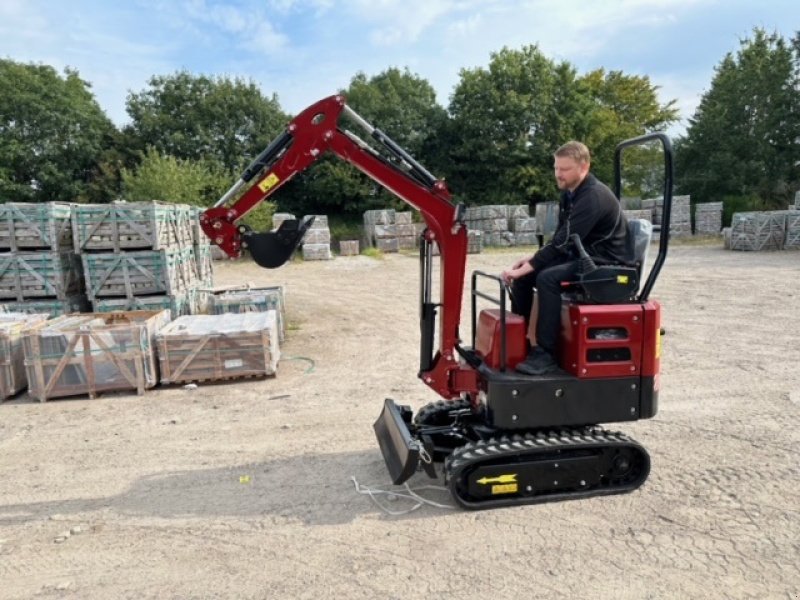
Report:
0,0,798,137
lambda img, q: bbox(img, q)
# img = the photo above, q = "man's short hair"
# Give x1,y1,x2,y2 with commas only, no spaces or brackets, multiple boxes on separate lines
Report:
554,141,591,164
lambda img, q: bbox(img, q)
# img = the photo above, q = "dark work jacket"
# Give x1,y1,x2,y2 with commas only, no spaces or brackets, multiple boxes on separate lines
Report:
531,173,628,271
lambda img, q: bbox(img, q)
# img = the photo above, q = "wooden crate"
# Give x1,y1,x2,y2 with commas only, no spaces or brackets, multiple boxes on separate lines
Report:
156,313,279,384
72,202,193,252
82,247,194,299
0,295,90,318
731,212,786,251
784,213,800,250
22,310,170,401
211,286,285,342
0,202,73,252
92,292,192,317
1,313,50,400
0,252,83,300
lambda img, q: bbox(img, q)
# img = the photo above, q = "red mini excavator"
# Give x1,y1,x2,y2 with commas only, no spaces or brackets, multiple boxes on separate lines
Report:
202,95,673,510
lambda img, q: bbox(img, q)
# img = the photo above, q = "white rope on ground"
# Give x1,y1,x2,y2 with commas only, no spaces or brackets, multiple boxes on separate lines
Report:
351,476,455,516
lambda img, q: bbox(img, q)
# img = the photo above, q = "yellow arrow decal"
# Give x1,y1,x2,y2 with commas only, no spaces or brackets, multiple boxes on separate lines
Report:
476,474,517,485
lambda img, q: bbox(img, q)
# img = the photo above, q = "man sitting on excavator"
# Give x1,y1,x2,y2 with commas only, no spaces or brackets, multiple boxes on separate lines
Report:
502,141,629,376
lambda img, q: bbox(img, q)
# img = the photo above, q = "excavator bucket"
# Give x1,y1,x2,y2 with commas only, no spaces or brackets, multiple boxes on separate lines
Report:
373,398,422,485
244,216,316,269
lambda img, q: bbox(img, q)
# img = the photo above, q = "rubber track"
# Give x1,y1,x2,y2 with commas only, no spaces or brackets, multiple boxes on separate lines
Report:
444,427,650,510
413,399,472,426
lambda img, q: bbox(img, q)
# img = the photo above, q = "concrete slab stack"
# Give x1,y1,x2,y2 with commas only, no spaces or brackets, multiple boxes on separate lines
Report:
0,203,89,316
695,202,723,235
730,212,787,251
301,215,332,260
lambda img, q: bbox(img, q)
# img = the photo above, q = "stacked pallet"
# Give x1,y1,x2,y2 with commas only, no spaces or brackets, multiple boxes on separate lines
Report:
74,202,210,316
156,312,279,384
695,202,723,235
1,312,49,401
0,203,88,316
301,215,333,260
785,212,800,250
22,310,170,402
730,211,787,251
339,240,360,256
363,209,418,252
211,285,286,342
464,205,530,247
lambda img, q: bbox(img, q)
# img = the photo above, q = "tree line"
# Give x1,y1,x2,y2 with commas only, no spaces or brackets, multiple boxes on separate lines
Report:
1,29,798,225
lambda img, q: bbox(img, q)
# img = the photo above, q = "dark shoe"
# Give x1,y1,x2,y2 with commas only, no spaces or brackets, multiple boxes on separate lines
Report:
515,347,559,376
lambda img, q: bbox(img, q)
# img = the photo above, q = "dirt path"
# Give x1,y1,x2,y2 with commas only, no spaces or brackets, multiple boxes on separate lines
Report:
0,245,798,599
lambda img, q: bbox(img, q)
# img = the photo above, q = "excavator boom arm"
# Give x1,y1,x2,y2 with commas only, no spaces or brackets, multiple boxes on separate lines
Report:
201,95,477,399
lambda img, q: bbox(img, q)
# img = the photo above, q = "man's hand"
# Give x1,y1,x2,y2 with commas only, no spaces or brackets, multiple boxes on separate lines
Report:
502,259,534,284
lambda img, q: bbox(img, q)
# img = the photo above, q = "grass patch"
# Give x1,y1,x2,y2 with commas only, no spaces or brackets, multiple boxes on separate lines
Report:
362,247,384,259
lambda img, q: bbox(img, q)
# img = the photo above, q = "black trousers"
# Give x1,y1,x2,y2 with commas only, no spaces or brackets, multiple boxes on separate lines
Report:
510,258,579,354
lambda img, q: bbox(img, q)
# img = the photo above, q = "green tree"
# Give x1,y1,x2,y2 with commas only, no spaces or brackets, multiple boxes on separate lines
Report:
0,60,116,203
121,148,274,231
578,69,678,186
125,71,288,172
444,46,677,205
282,68,448,216
677,29,800,209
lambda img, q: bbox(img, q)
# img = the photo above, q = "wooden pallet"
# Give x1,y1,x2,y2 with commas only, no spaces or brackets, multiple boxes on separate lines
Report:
92,292,192,317
1,313,50,400
72,202,194,252
156,313,279,385
82,248,194,299
0,202,73,252
0,252,83,301
22,310,170,401
0,295,90,318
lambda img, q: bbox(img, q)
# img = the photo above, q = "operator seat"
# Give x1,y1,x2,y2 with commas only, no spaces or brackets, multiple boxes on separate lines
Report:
562,218,653,304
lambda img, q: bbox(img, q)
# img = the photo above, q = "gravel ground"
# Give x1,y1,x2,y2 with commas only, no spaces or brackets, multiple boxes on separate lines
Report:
0,243,798,599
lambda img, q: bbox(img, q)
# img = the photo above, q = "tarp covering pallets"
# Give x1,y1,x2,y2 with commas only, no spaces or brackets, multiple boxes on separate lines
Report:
0,202,73,252
211,286,286,342
156,312,279,384
1,313,49,400
22,310,170,402
72,202,194,252
0,252,83,301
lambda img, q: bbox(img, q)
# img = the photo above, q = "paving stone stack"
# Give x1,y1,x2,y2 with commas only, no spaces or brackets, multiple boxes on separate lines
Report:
74,202,208,316
729,211,787,251
668,195,692,237
210,285,287,343
394,212,417,250
339,240,360,256
694,202,723,235
363,209,402,253
301,214,332,260
464,204,535,248
0,202,88,317
623,209,654,222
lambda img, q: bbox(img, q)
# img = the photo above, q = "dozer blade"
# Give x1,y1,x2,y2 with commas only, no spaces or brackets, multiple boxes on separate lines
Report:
244,216,316,269
373,398,422,485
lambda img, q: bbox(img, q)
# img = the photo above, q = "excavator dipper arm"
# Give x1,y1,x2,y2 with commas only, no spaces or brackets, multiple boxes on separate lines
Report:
201,95,478,402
